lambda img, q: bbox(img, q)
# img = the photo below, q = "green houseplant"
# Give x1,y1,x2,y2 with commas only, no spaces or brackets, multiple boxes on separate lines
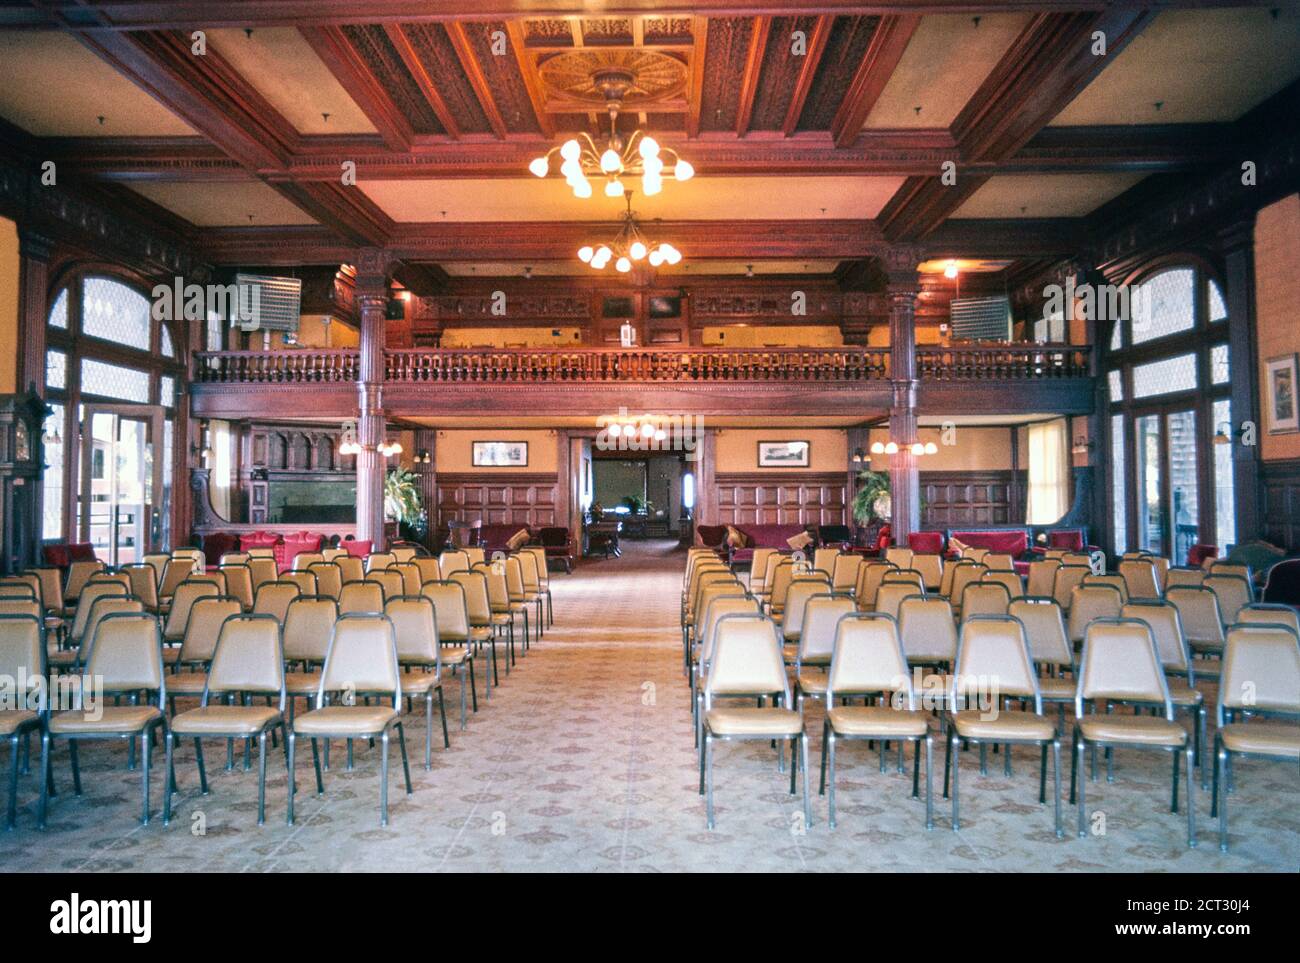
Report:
385,467,427,539
851,470,891,525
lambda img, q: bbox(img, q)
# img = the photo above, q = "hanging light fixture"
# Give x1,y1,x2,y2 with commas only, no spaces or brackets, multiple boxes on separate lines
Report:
527,65,694,200
871,440,938,456
579,191,681,271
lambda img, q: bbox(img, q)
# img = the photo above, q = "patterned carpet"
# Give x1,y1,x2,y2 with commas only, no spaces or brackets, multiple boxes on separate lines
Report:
4,539,1297,872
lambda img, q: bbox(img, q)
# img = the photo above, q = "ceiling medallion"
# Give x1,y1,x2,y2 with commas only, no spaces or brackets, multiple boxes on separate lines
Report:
578,191,681,273
529,53,693,199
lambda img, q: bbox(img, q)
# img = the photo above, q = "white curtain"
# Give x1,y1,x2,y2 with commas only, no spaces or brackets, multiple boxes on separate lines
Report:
210,419,233,520
1026,419,1069,524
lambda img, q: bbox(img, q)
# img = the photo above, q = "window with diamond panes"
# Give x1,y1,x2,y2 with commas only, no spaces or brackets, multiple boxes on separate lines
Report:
1209,280,1227,323
48,288,68,329
1131,353,1197,399
82,276,151,351
80,358,150,403
1211,344,1230,385
1108,369,1123,402
46,350,66,390
1131,268,1195,344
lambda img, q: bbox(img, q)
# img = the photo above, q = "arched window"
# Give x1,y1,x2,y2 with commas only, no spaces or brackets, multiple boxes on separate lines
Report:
1106,263,1234,563
43,271,186,559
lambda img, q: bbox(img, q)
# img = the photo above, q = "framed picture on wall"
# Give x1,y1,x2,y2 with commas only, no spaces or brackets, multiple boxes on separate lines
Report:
1265,354,1299,434
473,441,529,467
757,440,810,468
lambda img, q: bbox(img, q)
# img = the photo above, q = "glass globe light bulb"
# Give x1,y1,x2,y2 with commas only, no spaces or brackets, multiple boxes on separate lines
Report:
608,424,621,438
870,442,885,454
528,156,549,178
674,159,694,181
615,256,632,273
884,442,899,455
573,179,593,199
630,241,647,260
600,148,622,173
911,442,926,456
604,179,623,198
578,246,594,263
925,442,938,455
560,139,581,162
639,136,660,160
648,250,664,267
642,174,662,196
641,422,655,438
665,245,682,265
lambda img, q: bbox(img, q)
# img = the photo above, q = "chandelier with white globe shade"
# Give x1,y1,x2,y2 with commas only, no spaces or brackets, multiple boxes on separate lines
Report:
578,191,681,273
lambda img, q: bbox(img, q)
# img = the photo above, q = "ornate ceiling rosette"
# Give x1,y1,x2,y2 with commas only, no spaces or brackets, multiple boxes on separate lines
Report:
537,49,688,111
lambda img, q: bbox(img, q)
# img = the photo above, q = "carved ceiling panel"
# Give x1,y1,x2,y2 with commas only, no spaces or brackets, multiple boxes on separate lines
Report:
749,16,818,131
402,24,492,134
797,16,882,132
536,49,689,112
461,21,542,135
339,24,445,135
699,18,753,133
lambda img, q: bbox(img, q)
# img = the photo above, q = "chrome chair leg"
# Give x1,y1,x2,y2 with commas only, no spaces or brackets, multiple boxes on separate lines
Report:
1184,746,1197,848
949,729,960,831
286,731,296,825
257,730,268,826
1051,739,1063,838
924,734,934,830
380,730,390,827
800,733,811,829
826,731,837,827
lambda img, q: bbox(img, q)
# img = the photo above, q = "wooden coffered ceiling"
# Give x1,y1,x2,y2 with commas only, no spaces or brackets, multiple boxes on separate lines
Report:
0,1,1297,277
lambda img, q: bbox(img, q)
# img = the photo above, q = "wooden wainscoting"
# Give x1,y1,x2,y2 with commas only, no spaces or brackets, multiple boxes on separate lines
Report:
714,472,846,527
436,472,560,529
1260,458,1300,553
920,470,1025,529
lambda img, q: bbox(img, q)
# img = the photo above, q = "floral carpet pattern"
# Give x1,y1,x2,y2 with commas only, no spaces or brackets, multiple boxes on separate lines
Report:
4,539,1297,872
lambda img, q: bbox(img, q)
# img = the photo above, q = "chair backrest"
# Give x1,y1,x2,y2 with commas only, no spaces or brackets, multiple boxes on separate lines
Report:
982,570,1024,600
1026,559,1060,597
366,552,398,572
1217,623,1300,723
322,548,349,563
464,547,488,567
307,562,343,601
874,582,920,621
414,557,443,585
117,565,157,609
292,552,325,572
1203,573,1252,624
952,615,1041,709
206,614,285,706
1009,598,1072,667
1164,566,1205,590
88,572,132,592
798,594,855,664
884,546,913,570
0,599,40,619
0,614,45,699
697,595,760,666
503,556,526,600
693,580,742,633
252,582,302,624
827,613,913,705
450,570,492,626
64,559,105,601
1118,558,1161,600
247,556,279,590
948,563,988,611
1066,583,1124,642
141,554,169,586
961,581,1012,621
520,547,548,585
1084,573,1129,602
781,577,831,639
749,548,776,594
390,562,423,596
1051,564,1090,611
220,552,251,566
983,553,1015,572
391,546,419,564
27,568,63,612
178,596,243,664
1122,599,1191,675
318,614,401,706
517,550,542,594
911,554,943,592
767,560,797,611
853,561,889,609
1236,603,1300,635
282,596,339,663
219,563,255,610
474,561,511,613
247,547,276,560
70,580,128,643
691,572,737,622
758,552,784,597
422,581,471,641
339,579,385,615
385,596,440,671
438,551,470,576
280,570,318,597
365,569,405,601
84,612,164,699
962,547,989,564
0,579,36,601
1150,556,1171,591
1208,561,1251,584
830,553,864,593
812,547,840,578
84,596,145,654
335,555,365,583
1062,552,1097,574
1164,585,1225,646
1076,618,1174,718
704,614,791,706
897,594,958,664
172,548,205,573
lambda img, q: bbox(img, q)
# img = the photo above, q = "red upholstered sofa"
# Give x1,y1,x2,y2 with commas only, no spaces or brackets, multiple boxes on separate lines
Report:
236,530,326,572
43,542,98,570
480,524,532,555
1187,543,1219,568
945,529,1030,558
908,531,945,555
729,524,812,565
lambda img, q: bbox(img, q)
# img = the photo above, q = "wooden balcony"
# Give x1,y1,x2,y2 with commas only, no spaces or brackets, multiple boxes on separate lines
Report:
191,344,1095,419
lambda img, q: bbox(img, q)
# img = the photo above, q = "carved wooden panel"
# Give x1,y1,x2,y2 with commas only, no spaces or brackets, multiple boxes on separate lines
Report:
464,21,542,135
750,16,818,131
340,25,446,134
700,19,753,132
714,472,846,526
523,20,574,47
437,472,559,528
920,471,1024,529
797,16,881,132
644,18,695,45
1260,459,1300,553
404,24,493,134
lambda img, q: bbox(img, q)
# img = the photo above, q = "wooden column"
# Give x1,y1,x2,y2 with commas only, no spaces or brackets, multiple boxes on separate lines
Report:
695,428,717,539
413,427,436,549
846,424,869,529
17,231,51,397
886,252,921,544
355,254,390,549
1221,220,1260,543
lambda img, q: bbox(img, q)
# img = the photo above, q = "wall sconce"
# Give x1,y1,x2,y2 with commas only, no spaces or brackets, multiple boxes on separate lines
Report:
1071,436,1094,455
1213,422,1232,446
337,419,360,456
851,448,867,465
412,449,432,464
378,440,403,458
871,440,938,457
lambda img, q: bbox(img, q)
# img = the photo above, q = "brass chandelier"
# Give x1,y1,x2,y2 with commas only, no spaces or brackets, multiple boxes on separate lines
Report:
577,191,681,272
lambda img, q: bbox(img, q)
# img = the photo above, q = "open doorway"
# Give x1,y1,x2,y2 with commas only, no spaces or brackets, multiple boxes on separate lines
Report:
590,452,688,544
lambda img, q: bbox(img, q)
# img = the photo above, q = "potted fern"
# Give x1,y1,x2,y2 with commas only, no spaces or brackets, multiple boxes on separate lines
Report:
852,470,892,525
385,468,427,541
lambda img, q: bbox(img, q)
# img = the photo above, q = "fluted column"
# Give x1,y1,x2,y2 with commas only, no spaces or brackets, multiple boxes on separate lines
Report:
355,256,390,549
886,252,921,544
17,231,51,396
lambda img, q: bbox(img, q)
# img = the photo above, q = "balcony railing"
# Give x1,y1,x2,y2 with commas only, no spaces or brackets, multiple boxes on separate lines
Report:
194,344,1091,386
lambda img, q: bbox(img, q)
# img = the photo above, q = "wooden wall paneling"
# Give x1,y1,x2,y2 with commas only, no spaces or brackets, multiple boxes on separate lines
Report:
713,471,846,527
919,470,1024,530
1260,459,1300,554
436,472,560,530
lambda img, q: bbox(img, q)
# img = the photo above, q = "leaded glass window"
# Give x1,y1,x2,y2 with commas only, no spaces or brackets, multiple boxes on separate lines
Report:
82,276,151,350
48,289,68,329
1130,268,1194,344
46,349,66,390
80,358,150,403
1131,353,1197,399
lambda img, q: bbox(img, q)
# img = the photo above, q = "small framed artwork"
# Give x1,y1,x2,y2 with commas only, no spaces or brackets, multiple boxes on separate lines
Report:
473,441,528,467
1265,354,1299,433
757,440,810,468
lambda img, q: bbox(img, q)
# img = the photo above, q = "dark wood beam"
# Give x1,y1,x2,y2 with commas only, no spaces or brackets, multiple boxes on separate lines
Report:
300,26,414,152
735,16,771,136
782,16,833,137
383,24,461,139
444,22,509,140
687,15,708,139
504,20,554,140
831,14,920,147
392,261,450,297
271,181,394,247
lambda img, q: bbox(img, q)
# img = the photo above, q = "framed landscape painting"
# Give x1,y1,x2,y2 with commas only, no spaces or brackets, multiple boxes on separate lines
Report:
757,440,810,467
1265,355,1299,434
473,440,529,467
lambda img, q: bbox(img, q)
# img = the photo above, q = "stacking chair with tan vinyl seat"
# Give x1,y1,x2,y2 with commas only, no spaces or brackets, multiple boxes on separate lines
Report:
503,556,535,651
1,613,46,829
960,581,1012,621
365,552,398,572
391,546,419,564
776,576,830,644
322,548,349,564
385,596,449,769
1165,584,1226,659
947,563,987,618
1207,562,1252,584
164,596,243,710
59,581,128,669
475,561,519,669
1071,618,1196,847
898,595,958,672
688,579,745,672
253,581,301,625
1051,564,1091,614
945,615,1062,837
282,596,338,722
699,613,811,830
306,562,342,602
172,548,206,573
1203,573,1252,626
1164,566,1205,590
873,581,920,622
962,547,990,565
219,563,256,611
463,547,486,567
1026,559,1061,598
1119,558,1161,600
819,613,934,829
140,553,170,589
983,553,1015,573
27,568,65,632
791,594,855,710
438,551,470,577
419,581,479,729
247,556,279,592
38,612,170,827
287,613,413,827
87,571,131,593
884,547,913,570
883,569,924,593
122,564,161,613
62,560,105,609
0,580,38,604
413,557,442,585
60,595,145,677
335,555,364,584
830,554,864,596
516,551,547,640
750,552,782,607
164,613,287,826
280,570,318,599
292,552,324,572
982,569,1024,601
1009,597,1076,729
1212,623,1300,851
691,594,760,744
911,554,944,593
812,548,840,579
520,547,553,627
0,598,41,619
391,562,423,598
1122,599,1208,786
1066,582,1123,646
339,579,384,616
219,552,251,567
1236,603,1300,635
365,569,405,604
765,559,797,620
450,570,501,694
162,579,221,649
1084,573,1129,602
